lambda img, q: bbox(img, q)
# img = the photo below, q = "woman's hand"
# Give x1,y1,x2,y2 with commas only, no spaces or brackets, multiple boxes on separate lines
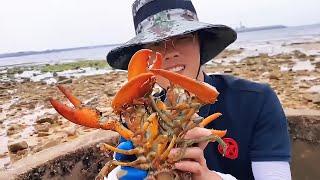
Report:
169,127,222,180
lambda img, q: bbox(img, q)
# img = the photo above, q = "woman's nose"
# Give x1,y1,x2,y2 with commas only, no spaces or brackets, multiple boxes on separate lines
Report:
164,41,179,61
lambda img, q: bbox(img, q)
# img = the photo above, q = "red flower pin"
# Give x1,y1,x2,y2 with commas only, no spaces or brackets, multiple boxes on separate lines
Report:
218,138,239,159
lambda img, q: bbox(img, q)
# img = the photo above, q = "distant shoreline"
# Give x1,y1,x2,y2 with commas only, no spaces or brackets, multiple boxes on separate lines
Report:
0,25,289,58
235,25,287,33
0,44,120,59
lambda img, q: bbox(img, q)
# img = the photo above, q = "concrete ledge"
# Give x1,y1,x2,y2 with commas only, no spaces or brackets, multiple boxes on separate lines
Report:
285,108,320,144
0,130,119,180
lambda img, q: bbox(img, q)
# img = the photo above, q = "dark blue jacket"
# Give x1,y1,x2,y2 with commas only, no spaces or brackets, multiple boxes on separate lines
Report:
199,74,291,179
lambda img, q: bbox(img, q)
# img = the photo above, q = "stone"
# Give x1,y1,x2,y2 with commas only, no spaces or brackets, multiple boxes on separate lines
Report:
223,68,233,73
0,152,8,158
35,122,51,132
6,124,24,135
299,84,311,89
36,117,56,124
312,94,320,105
304,94,314,102
63,126,77,136
258,53,269,58
8,141,28,153
292,50,307,59
57,78,72,84
37,132,50,137
269,73,280,80
106,89,116,96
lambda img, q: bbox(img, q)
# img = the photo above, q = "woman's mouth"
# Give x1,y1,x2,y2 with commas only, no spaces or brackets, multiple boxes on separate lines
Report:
165,65,185,73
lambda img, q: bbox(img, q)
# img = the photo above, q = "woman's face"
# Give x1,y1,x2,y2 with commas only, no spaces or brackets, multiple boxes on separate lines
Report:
144,33,201,89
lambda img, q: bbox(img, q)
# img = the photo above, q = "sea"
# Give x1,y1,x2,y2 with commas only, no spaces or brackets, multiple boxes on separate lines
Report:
0,24,319,67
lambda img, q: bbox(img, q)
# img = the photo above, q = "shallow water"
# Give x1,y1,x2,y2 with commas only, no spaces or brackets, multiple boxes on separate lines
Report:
292,60,315,71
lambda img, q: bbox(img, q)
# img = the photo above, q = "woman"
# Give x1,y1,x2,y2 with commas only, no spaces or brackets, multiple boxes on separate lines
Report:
106,0,291,179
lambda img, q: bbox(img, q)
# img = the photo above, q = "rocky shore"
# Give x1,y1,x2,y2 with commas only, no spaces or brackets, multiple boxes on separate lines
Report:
0,39,319,175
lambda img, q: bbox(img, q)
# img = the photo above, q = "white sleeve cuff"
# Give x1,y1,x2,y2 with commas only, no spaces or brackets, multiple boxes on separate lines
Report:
252,161,291,180
215,171,238,180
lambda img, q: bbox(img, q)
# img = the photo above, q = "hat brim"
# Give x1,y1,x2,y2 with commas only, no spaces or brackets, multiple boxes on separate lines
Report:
107,20,237,70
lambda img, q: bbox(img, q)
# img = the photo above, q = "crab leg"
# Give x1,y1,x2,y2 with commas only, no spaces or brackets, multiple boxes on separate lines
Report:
110,156,148,168
100,120,134,139
160,134,177,161
144,113,159,149
100,143,143,155
150,69,219,104
199,112,222,127
211,129,227,138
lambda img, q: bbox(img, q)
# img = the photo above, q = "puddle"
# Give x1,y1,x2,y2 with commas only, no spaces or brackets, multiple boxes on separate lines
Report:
291,140,320,179
280,65,291,72
10,68,126,85
306,85,320,93
292,60,315,71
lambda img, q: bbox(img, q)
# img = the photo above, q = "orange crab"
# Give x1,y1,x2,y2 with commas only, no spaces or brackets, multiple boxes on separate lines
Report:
49,49,227,180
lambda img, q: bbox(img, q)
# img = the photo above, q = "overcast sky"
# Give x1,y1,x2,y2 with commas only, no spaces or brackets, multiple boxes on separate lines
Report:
0,0,319,53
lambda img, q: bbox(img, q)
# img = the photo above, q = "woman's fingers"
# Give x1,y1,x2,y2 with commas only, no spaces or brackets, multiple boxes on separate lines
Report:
184,127,212,149
174,161,203,174
170,147,206,166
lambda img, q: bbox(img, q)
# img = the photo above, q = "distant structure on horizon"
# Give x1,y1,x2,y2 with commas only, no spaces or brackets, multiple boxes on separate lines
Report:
235,22,287,33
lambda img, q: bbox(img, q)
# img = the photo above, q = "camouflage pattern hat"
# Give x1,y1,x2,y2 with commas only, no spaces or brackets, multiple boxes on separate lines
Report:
107,0,237,70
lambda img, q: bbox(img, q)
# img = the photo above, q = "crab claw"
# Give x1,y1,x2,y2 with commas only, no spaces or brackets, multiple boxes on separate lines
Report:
127,49,163,80
50,85,100,128
50,86,134,139
112,72,156,112
128,49,152,80
150,52,163,70
150,69,219,104
49,98,101,128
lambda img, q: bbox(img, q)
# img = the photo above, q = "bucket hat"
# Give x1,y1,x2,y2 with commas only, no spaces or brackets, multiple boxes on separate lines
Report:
107,0,237,70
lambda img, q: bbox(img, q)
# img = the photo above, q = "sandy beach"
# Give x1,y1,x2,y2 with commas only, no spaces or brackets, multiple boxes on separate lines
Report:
0,37,319,172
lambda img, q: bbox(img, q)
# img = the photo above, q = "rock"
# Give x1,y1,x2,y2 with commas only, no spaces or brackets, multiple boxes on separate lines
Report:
37,132,50,137
36,117,56,124
223,68,233,73
258,53,269,58
106,89,116,96
8,141,28,153
313,61,320,68
299,84,311,89
269,73,280,80
57,76,68,82
7,124,24,135
16,148,28,156
304,94,314,102
63,126,77,136
57,78,72,84
35,122,51,132
53,72,58,77
292,50,307,59
246,60,257,66
312,94,320,105
0,152,8,158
